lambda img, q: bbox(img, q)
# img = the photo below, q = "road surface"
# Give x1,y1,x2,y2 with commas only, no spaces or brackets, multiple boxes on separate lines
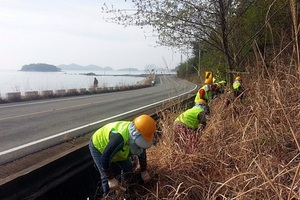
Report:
0,75,197,157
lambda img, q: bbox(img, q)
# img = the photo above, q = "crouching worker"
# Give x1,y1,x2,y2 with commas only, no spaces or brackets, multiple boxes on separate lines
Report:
173,100,207,153
195,98,210,115
174,99,207,134
89,114,157,196
233,76,245,102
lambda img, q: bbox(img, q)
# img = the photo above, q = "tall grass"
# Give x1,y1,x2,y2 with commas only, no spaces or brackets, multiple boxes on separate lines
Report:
134,59,299,199
103,4,300,199
123,18,300,200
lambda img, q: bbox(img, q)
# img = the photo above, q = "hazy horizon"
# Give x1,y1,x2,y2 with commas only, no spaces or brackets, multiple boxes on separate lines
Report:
0,63,176,72
0,1,184,71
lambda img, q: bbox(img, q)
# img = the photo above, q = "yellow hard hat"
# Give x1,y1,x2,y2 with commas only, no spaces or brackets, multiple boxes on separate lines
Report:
236,76,242,81
204,78,213,85
133,114,156,142
196,98,207,105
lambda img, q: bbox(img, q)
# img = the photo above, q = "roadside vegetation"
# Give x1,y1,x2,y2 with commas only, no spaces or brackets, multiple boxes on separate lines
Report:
112,55,300,200
101,0,300,199
142,62,300,199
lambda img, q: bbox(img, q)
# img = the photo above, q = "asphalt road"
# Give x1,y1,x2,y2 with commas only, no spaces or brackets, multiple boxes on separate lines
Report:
0,75,197,156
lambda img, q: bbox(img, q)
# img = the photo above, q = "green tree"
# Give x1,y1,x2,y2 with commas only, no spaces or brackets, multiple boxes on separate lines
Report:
102,1,257,80
102,0,297,81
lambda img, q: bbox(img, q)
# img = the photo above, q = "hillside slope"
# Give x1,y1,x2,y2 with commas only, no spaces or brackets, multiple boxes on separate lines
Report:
140,63,300,199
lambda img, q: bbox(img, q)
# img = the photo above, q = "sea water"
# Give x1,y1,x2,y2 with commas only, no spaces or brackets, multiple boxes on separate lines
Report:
0,69,146,98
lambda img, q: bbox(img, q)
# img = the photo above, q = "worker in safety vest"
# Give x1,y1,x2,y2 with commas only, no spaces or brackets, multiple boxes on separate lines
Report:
216,80,227,93
89,114,156,196
212,80,227,98
233,76,245,102
194,77,216,114
174,99,207,133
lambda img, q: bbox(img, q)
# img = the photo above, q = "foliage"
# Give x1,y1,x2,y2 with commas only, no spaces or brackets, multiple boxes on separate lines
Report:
232,0,294,64
98,1,300,198
102,1,253,77
176,58,196,78
102,0,298,82
132,48,300,199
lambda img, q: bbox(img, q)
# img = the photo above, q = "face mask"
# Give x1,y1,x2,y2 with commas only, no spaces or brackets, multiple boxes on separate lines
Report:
129,122,153,151
128,123,142,155
130,142,144,155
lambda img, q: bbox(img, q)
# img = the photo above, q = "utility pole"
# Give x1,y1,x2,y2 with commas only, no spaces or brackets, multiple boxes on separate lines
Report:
198,40,201,78
186,44,190,80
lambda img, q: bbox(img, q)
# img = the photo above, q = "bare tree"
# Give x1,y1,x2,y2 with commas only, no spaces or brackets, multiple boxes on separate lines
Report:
103,1,255,68
144,64,156,74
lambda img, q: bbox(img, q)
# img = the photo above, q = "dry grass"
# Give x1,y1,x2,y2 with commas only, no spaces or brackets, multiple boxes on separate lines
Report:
124,60,300,200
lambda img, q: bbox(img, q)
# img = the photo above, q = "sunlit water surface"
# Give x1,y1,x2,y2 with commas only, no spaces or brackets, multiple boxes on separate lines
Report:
0,69,146,98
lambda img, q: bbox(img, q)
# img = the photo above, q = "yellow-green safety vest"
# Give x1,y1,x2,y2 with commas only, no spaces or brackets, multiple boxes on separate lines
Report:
175,106,204,129
92,121,131,162
233,80,241,90
194,85,212,103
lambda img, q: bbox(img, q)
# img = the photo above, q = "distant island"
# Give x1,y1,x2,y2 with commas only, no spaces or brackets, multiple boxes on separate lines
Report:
20,63,61,72
20,63,176,73
117,68,139,71
58,63,114,71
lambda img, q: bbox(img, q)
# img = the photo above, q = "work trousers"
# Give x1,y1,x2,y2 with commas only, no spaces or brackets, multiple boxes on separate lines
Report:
88,139,133,194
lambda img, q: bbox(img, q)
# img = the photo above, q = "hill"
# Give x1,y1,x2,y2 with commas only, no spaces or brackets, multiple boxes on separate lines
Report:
139,60,300,199
58,64,113,71
117,68,139,71
20,63,61,72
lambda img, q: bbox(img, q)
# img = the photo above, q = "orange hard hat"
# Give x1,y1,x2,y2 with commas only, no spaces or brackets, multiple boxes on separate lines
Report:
236,76,242,81
133,114,156,142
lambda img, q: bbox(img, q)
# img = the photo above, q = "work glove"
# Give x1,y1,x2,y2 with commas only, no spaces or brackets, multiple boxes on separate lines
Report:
141,171,151,183
200,121,206,129
108,178,119,191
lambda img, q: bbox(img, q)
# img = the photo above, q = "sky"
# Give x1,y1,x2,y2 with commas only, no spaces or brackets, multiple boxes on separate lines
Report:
0,0,183,71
